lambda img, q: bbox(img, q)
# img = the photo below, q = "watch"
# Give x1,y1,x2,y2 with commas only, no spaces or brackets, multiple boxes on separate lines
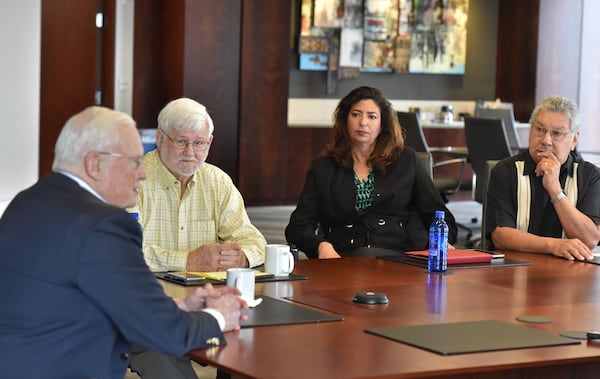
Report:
551,191,566,204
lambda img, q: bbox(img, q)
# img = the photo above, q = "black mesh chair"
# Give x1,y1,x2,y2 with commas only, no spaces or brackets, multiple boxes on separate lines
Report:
463,117,512,247
397,111,467,203
399,111,472,241
415,151,433,179
474,107,522,154
480,160,500,250
463,116,512,204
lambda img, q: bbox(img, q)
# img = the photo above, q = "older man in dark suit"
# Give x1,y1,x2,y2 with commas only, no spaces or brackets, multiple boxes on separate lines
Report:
0,106,246,378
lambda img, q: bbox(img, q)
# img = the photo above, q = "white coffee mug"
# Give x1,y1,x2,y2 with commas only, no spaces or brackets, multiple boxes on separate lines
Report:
265,244,295,277
226,268,255,304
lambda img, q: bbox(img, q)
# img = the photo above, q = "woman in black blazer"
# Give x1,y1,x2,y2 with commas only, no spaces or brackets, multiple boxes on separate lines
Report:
285,86,457,258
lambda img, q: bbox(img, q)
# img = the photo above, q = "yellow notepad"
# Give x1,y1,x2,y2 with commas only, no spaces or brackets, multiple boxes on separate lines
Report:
187,270,272,281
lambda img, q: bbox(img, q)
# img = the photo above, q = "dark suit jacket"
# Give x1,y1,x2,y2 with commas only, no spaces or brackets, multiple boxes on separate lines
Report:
0,173,223,379
285,148,457,258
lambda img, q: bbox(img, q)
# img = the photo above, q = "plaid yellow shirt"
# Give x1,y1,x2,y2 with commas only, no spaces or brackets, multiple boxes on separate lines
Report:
132,150,266,271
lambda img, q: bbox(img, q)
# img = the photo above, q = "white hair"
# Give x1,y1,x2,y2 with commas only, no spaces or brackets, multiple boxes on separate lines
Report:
52,106,136,172
157,98,214,135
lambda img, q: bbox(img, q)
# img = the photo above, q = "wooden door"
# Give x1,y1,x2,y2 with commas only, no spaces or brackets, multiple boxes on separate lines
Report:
40,0,114,176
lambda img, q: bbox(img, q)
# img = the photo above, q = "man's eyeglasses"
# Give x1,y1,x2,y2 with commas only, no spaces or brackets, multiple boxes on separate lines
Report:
160,129,211,151
532,125,573,142
98,152,143,169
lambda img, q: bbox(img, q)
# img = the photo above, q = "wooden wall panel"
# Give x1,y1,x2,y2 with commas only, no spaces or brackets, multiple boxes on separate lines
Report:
133,0,241,178
132,1,184,130
238,0,292,204
183,0,241,179
285,128,334,204
495,0,539,121
40,0,114,176
101,0,115,108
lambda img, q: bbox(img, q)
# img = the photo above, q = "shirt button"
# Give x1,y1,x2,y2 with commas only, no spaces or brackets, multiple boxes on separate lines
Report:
120,353,129,361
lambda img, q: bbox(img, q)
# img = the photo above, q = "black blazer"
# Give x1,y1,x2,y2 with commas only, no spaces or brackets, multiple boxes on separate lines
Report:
285,148,457,258
0,173,223,379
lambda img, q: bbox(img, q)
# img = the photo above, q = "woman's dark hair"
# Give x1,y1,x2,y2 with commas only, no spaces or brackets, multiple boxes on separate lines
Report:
324,86,404,172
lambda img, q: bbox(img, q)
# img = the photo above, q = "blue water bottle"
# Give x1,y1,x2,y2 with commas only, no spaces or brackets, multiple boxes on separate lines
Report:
428,210,448,273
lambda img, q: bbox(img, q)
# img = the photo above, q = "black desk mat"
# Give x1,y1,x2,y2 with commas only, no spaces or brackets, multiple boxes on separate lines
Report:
366,320,579,355
241,295,343,328
379,254,531,270
580,256,600,265
155,272,307,286
255,273,308,283
155,272,206,286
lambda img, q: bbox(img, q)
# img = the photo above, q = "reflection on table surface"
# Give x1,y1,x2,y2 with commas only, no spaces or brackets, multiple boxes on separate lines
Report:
160,251,600,379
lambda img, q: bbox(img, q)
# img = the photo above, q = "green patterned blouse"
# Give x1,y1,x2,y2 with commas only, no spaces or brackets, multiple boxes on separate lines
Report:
354,170,374,212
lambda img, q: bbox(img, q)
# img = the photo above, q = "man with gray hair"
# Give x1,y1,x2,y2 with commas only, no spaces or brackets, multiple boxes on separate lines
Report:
130,98,265,378
0,106,246,378
485,96,600,259
132,97,266,272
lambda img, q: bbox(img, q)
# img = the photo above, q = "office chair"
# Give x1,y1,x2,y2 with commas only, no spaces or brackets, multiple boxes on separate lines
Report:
415,151,433,177
399,111,472,240
397,111,467,203
463,117,512,204
480,160,499,250
475,106,522,154
463,117,511,247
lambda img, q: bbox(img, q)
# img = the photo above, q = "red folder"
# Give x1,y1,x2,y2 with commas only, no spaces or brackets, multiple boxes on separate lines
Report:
406,249,494,265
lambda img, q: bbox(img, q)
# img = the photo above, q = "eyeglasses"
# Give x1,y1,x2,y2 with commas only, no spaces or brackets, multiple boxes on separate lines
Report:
160,129,211,151
532,125,573,142
98,152,143,169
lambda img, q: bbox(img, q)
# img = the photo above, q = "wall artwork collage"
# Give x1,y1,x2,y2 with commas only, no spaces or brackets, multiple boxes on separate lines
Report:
298,0,469,79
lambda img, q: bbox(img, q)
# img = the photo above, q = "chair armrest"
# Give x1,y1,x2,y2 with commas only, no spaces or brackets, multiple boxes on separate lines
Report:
429,146,469,157
432,157,467,168
432,157,468,191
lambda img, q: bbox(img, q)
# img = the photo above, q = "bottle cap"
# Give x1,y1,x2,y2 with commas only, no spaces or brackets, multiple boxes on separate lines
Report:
435,210,445,218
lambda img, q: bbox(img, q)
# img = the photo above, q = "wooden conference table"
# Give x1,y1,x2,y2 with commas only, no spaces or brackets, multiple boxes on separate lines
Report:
161,252,600,378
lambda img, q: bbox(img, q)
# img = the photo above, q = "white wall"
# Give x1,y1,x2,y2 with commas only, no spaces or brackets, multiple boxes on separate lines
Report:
0,1,40,216
536,0,599,156
578,0,600,155
114,0,135,115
